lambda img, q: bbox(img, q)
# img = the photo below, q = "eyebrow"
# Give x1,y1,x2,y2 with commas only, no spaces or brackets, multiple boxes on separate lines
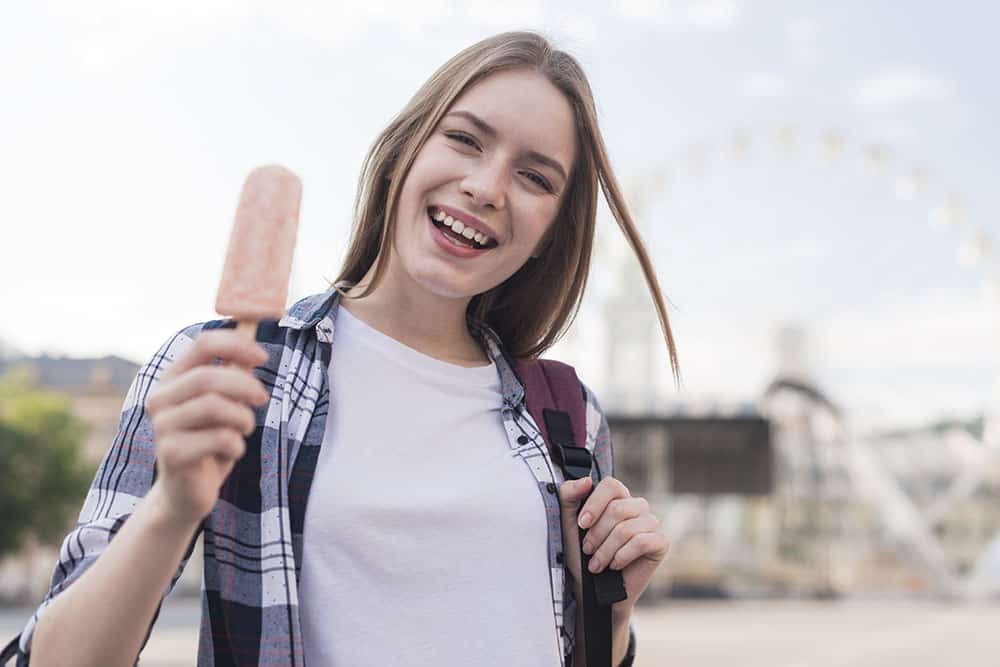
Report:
444,110,569,183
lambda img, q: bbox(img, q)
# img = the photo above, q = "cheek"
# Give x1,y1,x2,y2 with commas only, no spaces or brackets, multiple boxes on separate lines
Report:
520,203,559,247
396,151,443,202
406,144,457,187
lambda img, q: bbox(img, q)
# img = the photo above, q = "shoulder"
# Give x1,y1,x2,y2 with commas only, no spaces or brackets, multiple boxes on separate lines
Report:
580,379,615,479
137,317,292,381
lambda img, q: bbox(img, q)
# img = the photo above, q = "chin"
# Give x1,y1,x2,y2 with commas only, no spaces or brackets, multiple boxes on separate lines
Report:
409,269,482,301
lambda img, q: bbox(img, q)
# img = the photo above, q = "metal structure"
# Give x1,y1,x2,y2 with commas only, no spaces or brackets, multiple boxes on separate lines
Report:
587,126,1000,599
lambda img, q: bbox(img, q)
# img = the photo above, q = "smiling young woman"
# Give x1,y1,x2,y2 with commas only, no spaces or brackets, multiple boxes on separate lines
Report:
337,33,679,373
20,31,678,667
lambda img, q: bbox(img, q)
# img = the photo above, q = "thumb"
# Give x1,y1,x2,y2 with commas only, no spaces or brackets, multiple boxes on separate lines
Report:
557,476,593,514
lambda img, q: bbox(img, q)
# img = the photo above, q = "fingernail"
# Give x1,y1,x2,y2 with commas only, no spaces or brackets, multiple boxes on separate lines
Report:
579,512,592,529
589,558,601,573
582,540,593,555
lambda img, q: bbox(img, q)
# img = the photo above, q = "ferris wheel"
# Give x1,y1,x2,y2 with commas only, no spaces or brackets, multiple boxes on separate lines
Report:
606,123,999,436
599,124,1000,597
622,125,996,296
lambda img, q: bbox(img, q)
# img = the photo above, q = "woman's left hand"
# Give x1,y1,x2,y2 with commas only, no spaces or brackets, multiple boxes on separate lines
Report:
558,476,669,618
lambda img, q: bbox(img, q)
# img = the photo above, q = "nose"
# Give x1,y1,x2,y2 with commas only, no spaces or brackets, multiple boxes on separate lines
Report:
461,159,508,210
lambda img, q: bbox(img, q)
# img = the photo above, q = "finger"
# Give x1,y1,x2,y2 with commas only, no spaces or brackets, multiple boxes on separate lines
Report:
148,365,268,413
157,428,247,469
582,496,650,554
152,393,258,437
586,514,660,572
557,476,593,514
578,477,631,529
605,531,671,572
164,330,268,380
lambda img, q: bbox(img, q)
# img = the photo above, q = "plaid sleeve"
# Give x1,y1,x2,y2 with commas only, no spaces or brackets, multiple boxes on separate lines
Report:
581,381,638,667
16,323,207,662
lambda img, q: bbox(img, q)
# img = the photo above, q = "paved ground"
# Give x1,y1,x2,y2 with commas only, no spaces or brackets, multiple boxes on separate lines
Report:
4,597,1000,665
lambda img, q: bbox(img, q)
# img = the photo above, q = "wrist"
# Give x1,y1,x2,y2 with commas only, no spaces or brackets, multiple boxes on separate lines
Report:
144,482,204,537
612,603,634,628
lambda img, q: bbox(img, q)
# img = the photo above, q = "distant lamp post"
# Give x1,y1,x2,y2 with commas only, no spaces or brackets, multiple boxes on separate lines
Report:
821,130,845,160
862,144,890,174
894,168,927,201
930,197,965,229
774,124,798,152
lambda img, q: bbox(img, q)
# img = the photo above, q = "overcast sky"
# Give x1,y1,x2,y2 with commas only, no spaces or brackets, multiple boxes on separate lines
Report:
2,1,997,431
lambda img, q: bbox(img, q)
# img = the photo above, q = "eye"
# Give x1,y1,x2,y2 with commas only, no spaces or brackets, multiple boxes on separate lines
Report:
445,131,480,150
522,171,553,193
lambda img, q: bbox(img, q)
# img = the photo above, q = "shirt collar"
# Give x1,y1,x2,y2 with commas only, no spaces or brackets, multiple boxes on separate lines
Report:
279,284,526,409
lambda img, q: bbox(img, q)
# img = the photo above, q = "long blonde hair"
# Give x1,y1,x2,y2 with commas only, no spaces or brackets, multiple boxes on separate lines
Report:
333,31,680,383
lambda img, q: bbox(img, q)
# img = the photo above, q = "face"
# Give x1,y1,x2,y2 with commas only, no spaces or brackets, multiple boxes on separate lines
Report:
388,67,577,301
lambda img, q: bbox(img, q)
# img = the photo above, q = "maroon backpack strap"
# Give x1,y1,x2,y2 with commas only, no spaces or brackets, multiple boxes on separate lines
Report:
513,357,587,456
513,356,628,667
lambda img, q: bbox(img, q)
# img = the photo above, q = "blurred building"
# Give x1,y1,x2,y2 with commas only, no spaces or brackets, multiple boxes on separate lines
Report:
3,327,998,605
0,354,138,460
0,354,205,603
593,241,1000,599
603,319,1000,600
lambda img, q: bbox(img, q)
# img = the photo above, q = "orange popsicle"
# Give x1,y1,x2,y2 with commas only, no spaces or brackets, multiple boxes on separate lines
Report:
215,165,302,337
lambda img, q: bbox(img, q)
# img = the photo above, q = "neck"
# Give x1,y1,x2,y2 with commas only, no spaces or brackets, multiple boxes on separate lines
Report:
338,262,489,368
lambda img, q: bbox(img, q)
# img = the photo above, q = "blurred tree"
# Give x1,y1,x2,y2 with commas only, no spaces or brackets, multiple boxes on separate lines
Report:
0,370,95,557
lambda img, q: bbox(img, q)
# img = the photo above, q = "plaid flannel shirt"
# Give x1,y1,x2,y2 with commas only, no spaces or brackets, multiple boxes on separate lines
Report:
17,287,637,666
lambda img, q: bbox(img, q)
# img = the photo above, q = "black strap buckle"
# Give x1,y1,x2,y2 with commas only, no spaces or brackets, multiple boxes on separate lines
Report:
544,408,592,480
553,443,593,480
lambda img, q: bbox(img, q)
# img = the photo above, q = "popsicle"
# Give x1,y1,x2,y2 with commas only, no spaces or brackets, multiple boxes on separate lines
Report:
215,165,302,339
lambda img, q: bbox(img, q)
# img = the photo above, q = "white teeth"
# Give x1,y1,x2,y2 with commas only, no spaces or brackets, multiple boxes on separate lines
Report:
431,207,495,247
445,233,475,248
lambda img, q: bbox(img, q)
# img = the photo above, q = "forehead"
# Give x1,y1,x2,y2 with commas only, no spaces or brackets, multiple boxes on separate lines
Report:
447,68,577,170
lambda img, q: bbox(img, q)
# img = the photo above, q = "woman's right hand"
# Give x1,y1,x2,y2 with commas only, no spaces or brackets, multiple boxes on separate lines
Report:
145,330,270,527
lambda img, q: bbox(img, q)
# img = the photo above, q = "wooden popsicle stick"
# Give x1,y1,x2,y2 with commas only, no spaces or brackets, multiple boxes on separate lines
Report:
235,320,257,340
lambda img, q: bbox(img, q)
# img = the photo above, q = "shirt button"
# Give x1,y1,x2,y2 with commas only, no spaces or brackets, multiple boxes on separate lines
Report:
517,435,529,445
546,482,557,494
556,551,564,564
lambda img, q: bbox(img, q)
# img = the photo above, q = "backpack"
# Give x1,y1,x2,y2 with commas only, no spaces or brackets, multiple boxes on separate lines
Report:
0,358,629,667
514,357,629,667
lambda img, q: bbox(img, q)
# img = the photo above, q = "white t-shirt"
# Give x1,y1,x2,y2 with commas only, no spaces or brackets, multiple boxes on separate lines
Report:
299,305,562,666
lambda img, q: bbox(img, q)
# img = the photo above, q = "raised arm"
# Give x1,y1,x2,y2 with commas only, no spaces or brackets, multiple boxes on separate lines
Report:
27,327,268,667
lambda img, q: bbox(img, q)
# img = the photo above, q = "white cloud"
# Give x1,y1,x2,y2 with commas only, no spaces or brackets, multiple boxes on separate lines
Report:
614,0,742,30
817,297,997,368
552,14,598,46
41,0,255,75
686,0,741,29
614,0,673,24
742,72,789,98
786,16,820,65
851,64,956,112
462,0,546,30
39,0,558,75
563,291,999,430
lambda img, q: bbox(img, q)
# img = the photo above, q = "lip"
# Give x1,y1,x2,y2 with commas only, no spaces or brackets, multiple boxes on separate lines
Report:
431,204,501,244
428,214,492,258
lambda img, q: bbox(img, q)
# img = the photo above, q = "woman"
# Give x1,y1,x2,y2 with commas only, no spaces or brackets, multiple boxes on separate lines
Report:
22,31,678,666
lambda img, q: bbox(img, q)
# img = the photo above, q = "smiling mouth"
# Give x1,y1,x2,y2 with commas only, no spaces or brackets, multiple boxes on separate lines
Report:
428,207,498,249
